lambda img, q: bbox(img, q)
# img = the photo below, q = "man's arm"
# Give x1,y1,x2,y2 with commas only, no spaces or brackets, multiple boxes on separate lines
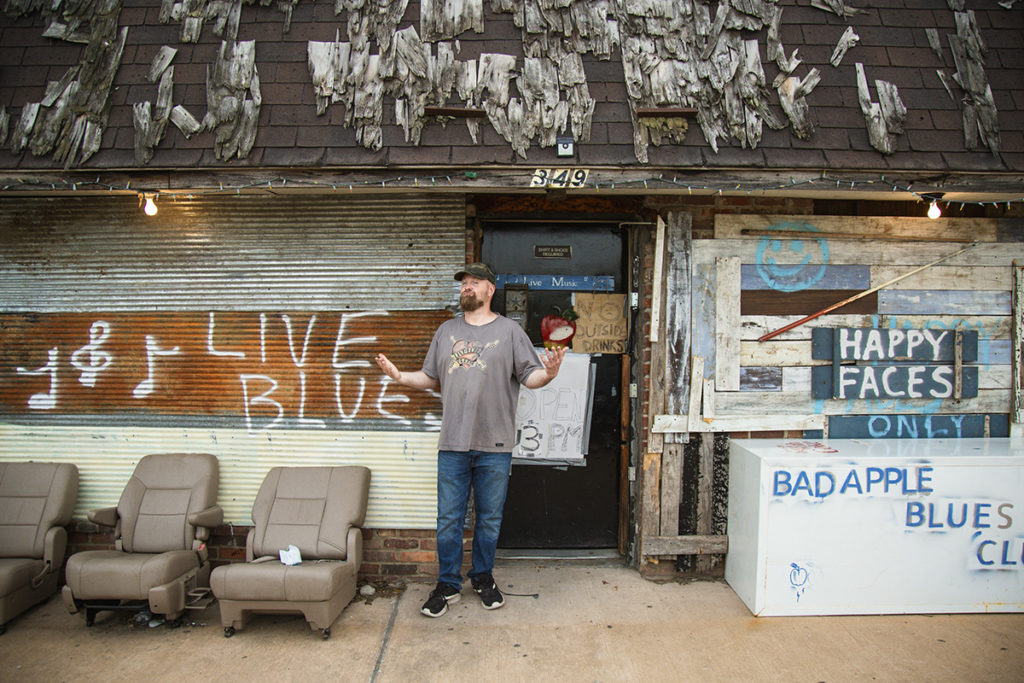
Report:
375,353,440,390
522,346,567,389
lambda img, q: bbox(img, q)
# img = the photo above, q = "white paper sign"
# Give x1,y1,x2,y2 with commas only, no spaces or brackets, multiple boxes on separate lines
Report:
514,351,593,462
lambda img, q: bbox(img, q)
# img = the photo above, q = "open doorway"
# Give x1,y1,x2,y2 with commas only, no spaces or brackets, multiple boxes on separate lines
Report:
482,222,627,549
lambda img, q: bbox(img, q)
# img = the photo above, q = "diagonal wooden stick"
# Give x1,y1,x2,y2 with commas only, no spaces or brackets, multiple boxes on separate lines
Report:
757,241,981,342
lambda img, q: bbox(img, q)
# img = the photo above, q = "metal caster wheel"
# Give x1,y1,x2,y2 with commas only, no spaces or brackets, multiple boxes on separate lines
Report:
321,627,331,640
224,626,235,638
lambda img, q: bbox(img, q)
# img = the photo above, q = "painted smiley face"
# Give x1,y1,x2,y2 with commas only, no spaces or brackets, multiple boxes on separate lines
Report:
755,222,830,292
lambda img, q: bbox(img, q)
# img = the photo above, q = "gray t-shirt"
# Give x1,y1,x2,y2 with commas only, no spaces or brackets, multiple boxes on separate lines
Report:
422,314,543,452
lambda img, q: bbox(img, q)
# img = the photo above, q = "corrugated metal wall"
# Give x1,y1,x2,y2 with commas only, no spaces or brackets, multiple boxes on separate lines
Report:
0,192,465,527
0,424,439,527
0,193,464,311
0,310,450,428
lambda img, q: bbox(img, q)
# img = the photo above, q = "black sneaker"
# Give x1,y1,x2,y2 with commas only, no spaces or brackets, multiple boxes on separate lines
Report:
421,582,460,617
471,573,505,610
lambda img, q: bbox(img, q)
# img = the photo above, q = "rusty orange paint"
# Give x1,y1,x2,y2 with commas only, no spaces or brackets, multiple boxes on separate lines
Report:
0,310,451,424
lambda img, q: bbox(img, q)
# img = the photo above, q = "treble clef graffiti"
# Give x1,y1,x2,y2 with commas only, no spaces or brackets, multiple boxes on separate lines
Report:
70,321,113,387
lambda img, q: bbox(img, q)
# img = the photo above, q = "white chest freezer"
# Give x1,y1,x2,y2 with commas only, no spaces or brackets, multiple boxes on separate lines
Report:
725,438,1024,615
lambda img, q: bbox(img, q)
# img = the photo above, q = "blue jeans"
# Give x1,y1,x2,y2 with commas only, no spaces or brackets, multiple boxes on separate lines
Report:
436,450,512,589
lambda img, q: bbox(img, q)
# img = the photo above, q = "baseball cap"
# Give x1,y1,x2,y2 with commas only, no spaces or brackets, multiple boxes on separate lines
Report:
454,262,496,284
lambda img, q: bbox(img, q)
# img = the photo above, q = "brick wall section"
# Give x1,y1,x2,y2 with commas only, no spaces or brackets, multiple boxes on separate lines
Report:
65,521,456,585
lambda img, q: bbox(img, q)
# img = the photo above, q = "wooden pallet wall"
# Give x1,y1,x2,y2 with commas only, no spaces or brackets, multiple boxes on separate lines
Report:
641,212,1022,562
656,215,1020,440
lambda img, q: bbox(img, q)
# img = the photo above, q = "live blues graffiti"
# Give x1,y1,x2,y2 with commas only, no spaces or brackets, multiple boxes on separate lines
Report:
0,310,450,432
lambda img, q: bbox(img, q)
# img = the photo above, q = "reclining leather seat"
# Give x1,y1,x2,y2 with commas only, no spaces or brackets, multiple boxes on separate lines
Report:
210,466,371,639
62,453,222,625
0,462,78,634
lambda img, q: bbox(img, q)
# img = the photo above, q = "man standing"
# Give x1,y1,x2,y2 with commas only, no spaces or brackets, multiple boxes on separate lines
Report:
375,262,566,617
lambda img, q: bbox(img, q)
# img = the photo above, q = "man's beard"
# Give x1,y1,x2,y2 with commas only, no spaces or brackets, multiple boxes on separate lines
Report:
460,292,484,312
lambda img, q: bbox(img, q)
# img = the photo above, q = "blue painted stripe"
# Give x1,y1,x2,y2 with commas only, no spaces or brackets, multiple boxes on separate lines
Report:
982,339,1010,365
741,264,870,291
877,290,1011,316
496,274,616,291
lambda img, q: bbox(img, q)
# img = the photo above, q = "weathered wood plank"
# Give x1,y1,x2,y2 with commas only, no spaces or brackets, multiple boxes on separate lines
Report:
691,264,717,380
740,340,825,367
642,534,728,557
856,63,902,155
741,264,870,291
170,105,202,138
782,366,812,392
703,378,716,417
830,26,859,67
741,314,1011,341
949,12,999,155
659,442,682,536
687,356,705,432
714,215,998,242
694,239,1022,266
742,290,878,316
740,366,783,391
696,433,716,572
715,257,741,391
664,212,692,444
654,413,826,433
870,265,1011,290
740,314,876,340
776,69,819,140
878,290,1010,316
421,0,485,42
148,45,178,83
1014,264,1024,424
714,388,1010,415
650,215,666,343
980,366,1010,390
982,339,1011,365
641,451,661,540
647,224,668,451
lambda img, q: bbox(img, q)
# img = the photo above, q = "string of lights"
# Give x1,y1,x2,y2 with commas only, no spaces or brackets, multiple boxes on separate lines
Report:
1,171,1021,211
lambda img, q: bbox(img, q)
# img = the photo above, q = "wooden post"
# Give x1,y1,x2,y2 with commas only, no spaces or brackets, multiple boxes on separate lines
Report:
714,256,740,391
640,450,661,559
664,211,692,444
619,356,631,556
658,212,692,539
650,216,666,343
1012,262,1024,429
696,432,716,572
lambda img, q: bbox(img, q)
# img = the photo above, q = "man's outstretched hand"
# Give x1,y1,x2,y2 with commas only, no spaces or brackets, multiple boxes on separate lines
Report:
375,353,401,382
541,345,567,378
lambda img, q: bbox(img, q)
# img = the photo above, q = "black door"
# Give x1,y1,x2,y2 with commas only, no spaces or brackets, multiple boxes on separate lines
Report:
483,223,624,549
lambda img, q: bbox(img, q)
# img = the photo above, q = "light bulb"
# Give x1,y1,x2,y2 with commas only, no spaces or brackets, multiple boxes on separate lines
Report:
927,200,941,219
143,193,158,216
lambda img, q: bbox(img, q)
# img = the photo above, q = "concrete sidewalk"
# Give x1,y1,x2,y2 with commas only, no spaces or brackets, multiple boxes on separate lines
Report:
1,561,1022,682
